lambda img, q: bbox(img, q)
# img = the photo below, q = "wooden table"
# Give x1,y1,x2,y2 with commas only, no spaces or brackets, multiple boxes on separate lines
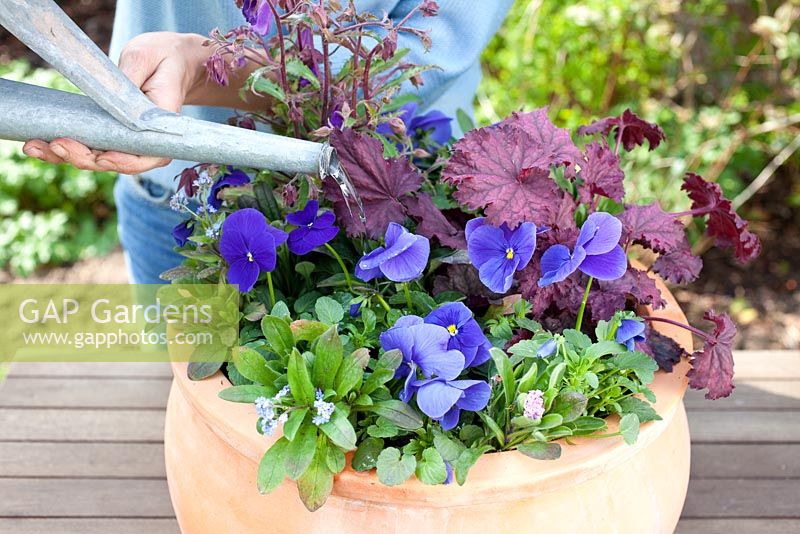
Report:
1,351,798,533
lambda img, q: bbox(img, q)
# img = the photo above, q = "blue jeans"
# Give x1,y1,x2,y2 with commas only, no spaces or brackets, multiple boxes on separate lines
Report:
114,174,186,284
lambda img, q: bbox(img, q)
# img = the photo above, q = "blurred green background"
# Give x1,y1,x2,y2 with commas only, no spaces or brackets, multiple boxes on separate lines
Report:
0,0,798,277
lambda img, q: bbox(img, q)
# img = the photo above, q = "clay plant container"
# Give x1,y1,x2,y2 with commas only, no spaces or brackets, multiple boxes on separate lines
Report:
164,274,693,534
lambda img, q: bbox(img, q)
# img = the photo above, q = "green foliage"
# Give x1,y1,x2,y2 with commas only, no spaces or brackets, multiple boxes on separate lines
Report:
0,61,118,275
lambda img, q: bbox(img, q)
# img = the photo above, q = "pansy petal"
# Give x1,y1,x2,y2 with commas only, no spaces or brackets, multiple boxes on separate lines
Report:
425,302,473,331
379,235,430,282
355,247,386,281
478,255,519,294
508,222,538,271
415,380,463,419
415,347,465,381
379,325,416,363
384,222,407,248
538,244,585,287
286,200,318,226
411,111,453,145
264,225,288,247
227,257,260,293
438,406,461,431
467,225,508,269
248,233,277,272
580,212,622,255
287,227,314,255
450,380,492,412
400,364,419,402
315,210,336,228
471,340,493,367
358,231,419,270
578,245,627,280
464,217,486,242
394,315,425,328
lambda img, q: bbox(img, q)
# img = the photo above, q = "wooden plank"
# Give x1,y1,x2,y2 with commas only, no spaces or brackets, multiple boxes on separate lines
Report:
0,518,179,534
7,362,173,379
691,444,800,478
682,479,800,518
676,519,800,534
733,351,800,379
685,380,800,410
0,378,171,408
687,410,800,443
0,478,174,517
0,442,165,477
0,409,165,442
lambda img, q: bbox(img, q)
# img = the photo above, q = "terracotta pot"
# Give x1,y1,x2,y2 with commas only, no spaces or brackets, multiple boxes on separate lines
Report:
165,276,693,534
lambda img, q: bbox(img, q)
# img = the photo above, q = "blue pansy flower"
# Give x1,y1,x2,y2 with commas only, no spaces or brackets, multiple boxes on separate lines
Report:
411,377,491,431
219,208,288,292
377,102,453,149
355,223,430,282
616,318,646,351
424,302,492,367
466,217,537,294
171,219,194,246
537,338,557,358
208,169,251,210
538,212,627,287
285,200,339,255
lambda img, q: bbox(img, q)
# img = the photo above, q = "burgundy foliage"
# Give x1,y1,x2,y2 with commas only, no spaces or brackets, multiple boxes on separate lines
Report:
402,193,466,249
619,202,686,254
578,109,666,152
637,326,686,372
577,141,625,203
652,244,703,284
687,310,737,399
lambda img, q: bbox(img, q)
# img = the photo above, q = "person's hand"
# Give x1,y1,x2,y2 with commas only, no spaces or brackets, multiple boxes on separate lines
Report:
22,32,209,174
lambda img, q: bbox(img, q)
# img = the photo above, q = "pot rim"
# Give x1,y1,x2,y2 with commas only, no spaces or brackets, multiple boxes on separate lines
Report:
169,271,692,507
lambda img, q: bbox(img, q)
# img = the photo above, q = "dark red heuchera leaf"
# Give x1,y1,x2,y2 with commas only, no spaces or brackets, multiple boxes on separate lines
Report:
402,193,466,249
588,268,666,321
442,109,580,228
577,109,665,152
637,326,686,372
324,128,422,238
577,141,625,203
619,202,686,254
433,264,499,309
687,310,737,400
681,173,762,263
652,243,703,284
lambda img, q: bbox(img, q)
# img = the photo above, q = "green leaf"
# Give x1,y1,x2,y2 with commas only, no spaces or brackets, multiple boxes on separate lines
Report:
433,432,466,462
285,58,321,89
319,409,357,451
518,441,562,460
297,439,334,512
550,391,588,423
252,76,286,102
187,361,223,381
376,447,417,486
334,353,364,398
619,413,640,445
288,350,316,405
537,413,564,429
518,361,539,392
312,326,344,391
232,346,274,385
261,315,295,358
257,437,288,494
490,347,516,407
290,319,329,343
270,301,291,319
325,442,346,474
218,384,276,403
562,329,591,349
352,437,384,472
584,340,627,360
618,397,662,423
284,424,318,480
456,108,475,134
572,416,608,434
477,412,504,445
416,448,447,485
376,349,403,372
366,417,399,438
609,352,658,384
315,296,344,324
459,425,484,446
253,181,281,221
283,408,309,441
367,400,423,430
548,362,567,390
452,446,491,486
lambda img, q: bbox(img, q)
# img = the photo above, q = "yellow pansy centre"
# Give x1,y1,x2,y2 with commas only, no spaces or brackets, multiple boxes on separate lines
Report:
246,251,254,262
447,324,458,336
506,247,515,260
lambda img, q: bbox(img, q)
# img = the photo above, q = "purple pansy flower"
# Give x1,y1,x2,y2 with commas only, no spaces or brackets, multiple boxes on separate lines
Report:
219,208,288,292
377,102,453,149
242,0,273,35
285,200,339,255
425,302,491,367
616,318,646,351
466,217,537,294
355,223,430,282
412,377,491,430
538,212,628,287
537,338,557,358
444,461,454,485
172,219,194,247
208,169,251,210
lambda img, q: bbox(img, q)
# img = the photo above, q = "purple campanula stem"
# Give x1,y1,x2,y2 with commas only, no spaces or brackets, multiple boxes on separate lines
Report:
575,276,594,331
642,316,709,339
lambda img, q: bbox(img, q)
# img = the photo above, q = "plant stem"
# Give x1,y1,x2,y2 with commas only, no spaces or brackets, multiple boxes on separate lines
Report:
266,271,276,308
324,243,352,290
642,316,708,339
403,283,413,310
575,276,594,331
375,294,391,313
